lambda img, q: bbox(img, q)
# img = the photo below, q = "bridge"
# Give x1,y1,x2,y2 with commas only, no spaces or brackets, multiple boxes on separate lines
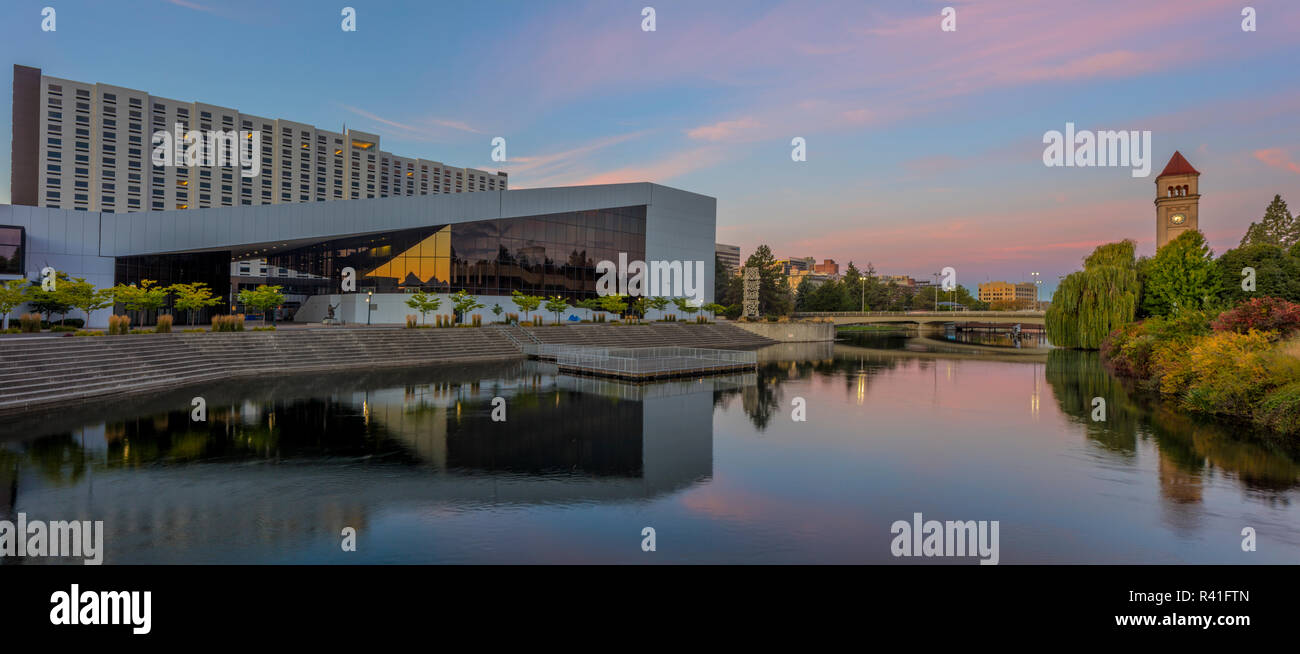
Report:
794,311,1046,326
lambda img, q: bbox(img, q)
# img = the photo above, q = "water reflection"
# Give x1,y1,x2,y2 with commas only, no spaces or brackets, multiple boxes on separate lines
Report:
1,331,1297,563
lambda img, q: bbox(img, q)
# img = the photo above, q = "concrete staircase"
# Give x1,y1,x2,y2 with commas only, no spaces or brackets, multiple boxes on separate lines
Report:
0,327,522,414
521,322,777,350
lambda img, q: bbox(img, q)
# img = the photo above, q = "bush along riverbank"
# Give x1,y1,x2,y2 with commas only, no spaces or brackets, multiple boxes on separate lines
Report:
1101,297,1300,437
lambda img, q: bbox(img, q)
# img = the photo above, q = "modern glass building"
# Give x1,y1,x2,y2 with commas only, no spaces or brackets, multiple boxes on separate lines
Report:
0,183,714,326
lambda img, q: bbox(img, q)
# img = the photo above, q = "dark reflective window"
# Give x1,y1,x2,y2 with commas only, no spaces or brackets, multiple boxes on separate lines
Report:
0,226,26,276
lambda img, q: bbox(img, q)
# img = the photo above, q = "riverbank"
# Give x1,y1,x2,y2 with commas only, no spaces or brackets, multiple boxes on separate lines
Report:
1100,300,1300,439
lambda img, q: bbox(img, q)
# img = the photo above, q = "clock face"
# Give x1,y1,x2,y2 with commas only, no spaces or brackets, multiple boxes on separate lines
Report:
1170,213,1186,225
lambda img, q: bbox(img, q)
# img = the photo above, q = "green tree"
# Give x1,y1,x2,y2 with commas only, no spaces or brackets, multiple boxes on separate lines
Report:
63,277,114,328
599,294,628,318
646,296,670,318
511,290,542,321
0,279,29,330
404,292,442,325
671,297,700,319
1046,240,1141,349
841,262,863,311
544,296,569,324
576,297,602,320
744,245,794,316
113,279,170,325
701,302,725,320
629,296,647,319
793,277,815,312
1214,243,1300,306
1141,230,1222,317
237,284,285,324
26,272,74,324
450,289,483,324
1240,194,1298,248
491,303,504,321
169,282,221,325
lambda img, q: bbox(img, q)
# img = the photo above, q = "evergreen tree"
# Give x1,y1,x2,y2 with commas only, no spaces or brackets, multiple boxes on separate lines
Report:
1214,243,1300,306
1240,195,1298,248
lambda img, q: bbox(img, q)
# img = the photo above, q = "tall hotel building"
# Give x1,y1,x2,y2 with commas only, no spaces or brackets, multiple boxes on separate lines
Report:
9,65,506,214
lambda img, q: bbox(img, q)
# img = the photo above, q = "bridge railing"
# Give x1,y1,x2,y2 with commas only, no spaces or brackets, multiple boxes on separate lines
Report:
793,311,1045,318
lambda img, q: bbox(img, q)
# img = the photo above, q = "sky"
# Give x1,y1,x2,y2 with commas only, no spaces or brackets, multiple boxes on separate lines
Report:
1,0,1298,296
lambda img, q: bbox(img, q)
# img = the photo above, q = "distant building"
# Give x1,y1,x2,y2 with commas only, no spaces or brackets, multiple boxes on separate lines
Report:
813,259,838,276
978,281,1037,306
789,270,834,293
715,243,741,275
882,275,919,287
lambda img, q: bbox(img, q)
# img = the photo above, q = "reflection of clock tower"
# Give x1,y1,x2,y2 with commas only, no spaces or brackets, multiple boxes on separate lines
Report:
1154,151,1200,249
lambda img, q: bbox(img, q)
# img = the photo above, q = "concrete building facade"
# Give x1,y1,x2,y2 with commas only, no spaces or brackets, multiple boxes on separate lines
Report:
0,183,716,327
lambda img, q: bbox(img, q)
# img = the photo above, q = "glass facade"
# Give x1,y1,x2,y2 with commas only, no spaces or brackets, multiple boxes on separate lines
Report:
115,251,233,320
0,226,24,276
262,205,646,300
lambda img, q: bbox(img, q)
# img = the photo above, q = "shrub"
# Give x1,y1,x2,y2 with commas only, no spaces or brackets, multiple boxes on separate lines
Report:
182,328,206,333
20,313,42,333
73,330,105,337
1177,330,1277,417
406,314,418,328
1101,313,1211,382
50,325,78,333
724,304,742,320
1255,381,1300,435
475,315,485,327
2,328,19,334
211,314,246,332
1211,297,1300,337
252,326,276,332
155,314,173,333
108,314,131,335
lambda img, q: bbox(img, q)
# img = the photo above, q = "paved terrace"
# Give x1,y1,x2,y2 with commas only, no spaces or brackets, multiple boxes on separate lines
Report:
0,322,777,414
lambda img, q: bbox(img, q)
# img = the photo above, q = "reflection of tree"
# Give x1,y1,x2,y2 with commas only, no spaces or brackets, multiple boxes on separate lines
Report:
713,351,901,431
1044,349,1142,454
7,434,88,485
1046,349,1300,494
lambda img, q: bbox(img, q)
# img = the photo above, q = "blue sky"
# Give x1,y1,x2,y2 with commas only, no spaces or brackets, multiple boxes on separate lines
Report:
2,0,1298,295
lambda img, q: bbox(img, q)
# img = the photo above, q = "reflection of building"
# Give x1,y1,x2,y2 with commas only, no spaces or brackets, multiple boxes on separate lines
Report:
978,281,1037,305
0,183,716,325
715,243,740,276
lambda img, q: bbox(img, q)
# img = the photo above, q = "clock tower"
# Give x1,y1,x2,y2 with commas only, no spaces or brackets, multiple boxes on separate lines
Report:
1154,151,1200,249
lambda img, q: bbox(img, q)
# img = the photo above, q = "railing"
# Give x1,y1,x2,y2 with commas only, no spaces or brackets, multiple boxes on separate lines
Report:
794,311,1045,318
555,346,756,375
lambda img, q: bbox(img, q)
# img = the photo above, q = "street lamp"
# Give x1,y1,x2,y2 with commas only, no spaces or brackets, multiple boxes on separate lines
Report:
366,290,373,325
931,272,940,312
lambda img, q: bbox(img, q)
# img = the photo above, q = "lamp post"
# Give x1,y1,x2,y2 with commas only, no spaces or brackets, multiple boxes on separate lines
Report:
366,290,373,325
931,272,940,312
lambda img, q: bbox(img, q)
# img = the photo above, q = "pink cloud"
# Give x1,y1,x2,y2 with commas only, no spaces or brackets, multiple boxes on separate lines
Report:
1254,148,1300,174
686,117,761,142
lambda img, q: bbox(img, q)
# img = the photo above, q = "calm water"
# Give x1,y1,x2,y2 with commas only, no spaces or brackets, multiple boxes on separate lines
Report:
3,332,1298,564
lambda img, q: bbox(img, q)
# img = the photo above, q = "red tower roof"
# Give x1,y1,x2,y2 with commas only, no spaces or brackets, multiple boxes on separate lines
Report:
1158,151,1200,177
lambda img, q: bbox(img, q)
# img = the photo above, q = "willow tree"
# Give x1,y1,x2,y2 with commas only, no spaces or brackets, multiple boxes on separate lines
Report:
1046,240,1140,349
